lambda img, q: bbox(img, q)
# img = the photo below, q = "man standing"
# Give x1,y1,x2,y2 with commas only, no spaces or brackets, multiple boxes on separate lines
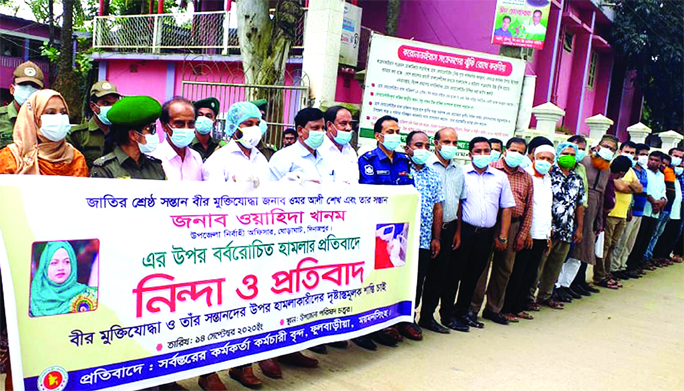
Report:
282,128,297,147
419,128,467,334
642,152,678,265
0,61,44,148
191,97,221,161
494,16,514,37
358,115,413,185
152,97,204,180
68,81,121,168
472,137,533,325
651,148,684,265
442,137,515,329
320,106,358,184
526,10,547,36
489,137,503,162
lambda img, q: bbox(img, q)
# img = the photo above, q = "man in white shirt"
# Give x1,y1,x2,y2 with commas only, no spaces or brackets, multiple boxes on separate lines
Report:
202,101,269,184
269,108,335,183
319,106,358,184
526,10,547,36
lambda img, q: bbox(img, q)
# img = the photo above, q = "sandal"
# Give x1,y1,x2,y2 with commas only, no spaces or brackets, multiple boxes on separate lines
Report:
525,302,541,312
596,279,619,289
502,313,519,323
541,299,564,309
516,311,534,320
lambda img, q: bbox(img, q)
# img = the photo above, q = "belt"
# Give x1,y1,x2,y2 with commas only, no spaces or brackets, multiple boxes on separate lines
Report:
442,220,457,230
462,222,493,233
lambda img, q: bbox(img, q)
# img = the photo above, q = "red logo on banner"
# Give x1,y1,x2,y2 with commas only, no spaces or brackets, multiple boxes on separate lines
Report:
37,366,68,391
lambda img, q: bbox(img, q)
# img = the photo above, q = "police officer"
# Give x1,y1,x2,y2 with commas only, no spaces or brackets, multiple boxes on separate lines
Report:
191,97,221,161
90,96,166,179
358,115,413,185
0,61,44,149
68,81,121,168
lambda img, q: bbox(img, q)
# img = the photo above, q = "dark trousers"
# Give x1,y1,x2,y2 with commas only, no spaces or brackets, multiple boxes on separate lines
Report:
627,216,659,271
675,229,684,257
420,222,457,322
653,219,684,259
452,223,494,317
415,249,432,309
502,239,547,315
571,261,588,287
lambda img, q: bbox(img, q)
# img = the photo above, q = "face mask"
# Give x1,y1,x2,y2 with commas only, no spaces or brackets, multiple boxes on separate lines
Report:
621,153,636,167
557,154,576,169
168,126,195,148
597,147,614,161
472,154,491,169
138,133,159,154
93,105,113,126
675,167,684,176
381,133,401,151
14,84,39,105
490,150,501,162
520,154,532,168
333,129,353,146
670,156,682,167
237,125,262,149
637,155,649,167
439,145,457,160
304,130,325,150
195,116,214,135
410,148,430,165
259,120,268,136
504,151,524,168
576,150,586,162
40,114,70,141
534,160,552,175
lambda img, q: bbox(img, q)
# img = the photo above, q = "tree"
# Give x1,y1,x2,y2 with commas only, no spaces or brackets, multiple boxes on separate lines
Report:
53,0,83,123
611,0,684,133
385,0,401,36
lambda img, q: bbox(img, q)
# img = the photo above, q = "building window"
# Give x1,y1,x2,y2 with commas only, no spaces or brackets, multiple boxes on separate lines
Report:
0,34,23,57
587,51,598,90
563,31,573,53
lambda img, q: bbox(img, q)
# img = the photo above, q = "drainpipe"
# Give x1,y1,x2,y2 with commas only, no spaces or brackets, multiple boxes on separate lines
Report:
547,0,564,102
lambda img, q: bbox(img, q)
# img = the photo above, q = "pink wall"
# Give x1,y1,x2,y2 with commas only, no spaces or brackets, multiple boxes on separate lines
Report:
554,37,575,117
106,60,168,106
335,71,363,104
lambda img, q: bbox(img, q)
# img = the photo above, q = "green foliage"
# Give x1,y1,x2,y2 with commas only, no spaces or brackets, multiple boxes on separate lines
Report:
40,41,93,81
612,0,684,133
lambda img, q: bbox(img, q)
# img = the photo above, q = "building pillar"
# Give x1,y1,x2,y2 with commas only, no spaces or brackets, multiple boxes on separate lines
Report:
626,122,651,144
301,0,344,108
585,114,614,140
658,130,684,151
531,102,566,140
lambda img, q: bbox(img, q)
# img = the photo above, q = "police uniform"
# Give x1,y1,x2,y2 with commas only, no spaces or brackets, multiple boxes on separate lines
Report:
358,147,414,185
0,61,45,149
69,81,121,168
191,97,221,161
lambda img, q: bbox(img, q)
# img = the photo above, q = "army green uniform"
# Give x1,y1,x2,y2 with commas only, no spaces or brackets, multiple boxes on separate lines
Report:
0,102,18,149
68,118,108,169
90,146,166,179
190,137,220,162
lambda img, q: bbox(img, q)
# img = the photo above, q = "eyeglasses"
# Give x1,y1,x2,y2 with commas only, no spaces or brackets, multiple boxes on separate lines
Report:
141,123,157,135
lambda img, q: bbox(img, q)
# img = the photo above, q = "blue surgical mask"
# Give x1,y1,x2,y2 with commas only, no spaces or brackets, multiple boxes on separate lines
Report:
439,145,457,160
472,154,491,169
670,156,682,167
169,126,195,148
382,134,401,151
411,149,431,165
637,155,648,167
621,153,636,167
138,133,159,154
259,120,268,136
598,147,614,161
333,129,353,146
40,114,71,141
534,160,552,175
504,151,524,168
195,116,214,135
520,154,532,168
95,105,113,125
14,84,39,105
304,130,325,150
675,167,683,176
576,149,587,162
490,150,501,162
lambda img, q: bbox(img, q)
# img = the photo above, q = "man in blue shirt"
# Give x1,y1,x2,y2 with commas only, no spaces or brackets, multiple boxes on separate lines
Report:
494,16,514,38
358,115,413,185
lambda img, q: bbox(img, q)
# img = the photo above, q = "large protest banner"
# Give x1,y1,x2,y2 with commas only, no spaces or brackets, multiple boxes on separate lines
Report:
491,0,552,50
0,176,419,391
358,34,525,152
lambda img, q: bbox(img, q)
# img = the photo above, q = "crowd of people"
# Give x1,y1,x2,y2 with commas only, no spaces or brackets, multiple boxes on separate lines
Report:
0,61,683,391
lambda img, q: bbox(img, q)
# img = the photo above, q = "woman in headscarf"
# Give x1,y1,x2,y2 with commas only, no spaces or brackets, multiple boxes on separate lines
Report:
0,89,87,176
29,242,97,317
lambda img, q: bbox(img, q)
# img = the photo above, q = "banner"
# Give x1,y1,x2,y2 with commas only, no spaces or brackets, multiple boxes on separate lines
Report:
491,0,552,49
0,176,419,391
340,2,362,67
358,34,525,153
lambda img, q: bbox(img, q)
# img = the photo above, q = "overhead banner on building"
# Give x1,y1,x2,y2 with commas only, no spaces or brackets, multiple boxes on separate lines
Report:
359,34,525,148
0,176,419,391
340,2,363,67
491,0,552,49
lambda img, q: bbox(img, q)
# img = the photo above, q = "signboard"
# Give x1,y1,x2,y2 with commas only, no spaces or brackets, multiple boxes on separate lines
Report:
359,34,525,149
491,0,552,49
340,3,363,67
0,176,419,391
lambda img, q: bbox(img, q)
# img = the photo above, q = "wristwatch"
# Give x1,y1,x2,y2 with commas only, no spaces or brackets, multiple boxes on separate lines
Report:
498,236,507,244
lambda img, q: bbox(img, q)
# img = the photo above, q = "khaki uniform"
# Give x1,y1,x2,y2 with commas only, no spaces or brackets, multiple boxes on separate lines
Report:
257,141,276,161
90,146,166,180
68,118,107,169
0,102,19,149
190,137,220,162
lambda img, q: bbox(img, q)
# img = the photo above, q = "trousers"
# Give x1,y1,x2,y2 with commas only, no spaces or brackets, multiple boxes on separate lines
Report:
536,241,571,302
611,216,642,272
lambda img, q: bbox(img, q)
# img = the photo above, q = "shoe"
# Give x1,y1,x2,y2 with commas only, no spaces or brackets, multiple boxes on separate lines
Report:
396,322,423,341
351,336,377,351
614,271,630,280
442,316,470,332
571,284,591,296
553,289,571,303
482,309,509,325
564,287,582,299
328,340,349,349
461,313,484,329
369,330,399,346
159,383,189,391
257,359,282,379
501,313,519,323
278,352,318,368
198,373,227,391
626,270,641,279
582,283,600,293
382,326,403,342
229,366,262,389
417,318,450,334
308,344,327,354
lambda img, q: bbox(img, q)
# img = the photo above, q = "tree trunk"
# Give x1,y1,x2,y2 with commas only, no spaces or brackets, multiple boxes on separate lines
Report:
48,0,54,85
386,0,401,36
53,0,82,123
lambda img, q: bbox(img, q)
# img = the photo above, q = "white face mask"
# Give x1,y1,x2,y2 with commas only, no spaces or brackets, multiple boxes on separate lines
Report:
138,133,159,154
237,125,263,149
40,114,71,141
